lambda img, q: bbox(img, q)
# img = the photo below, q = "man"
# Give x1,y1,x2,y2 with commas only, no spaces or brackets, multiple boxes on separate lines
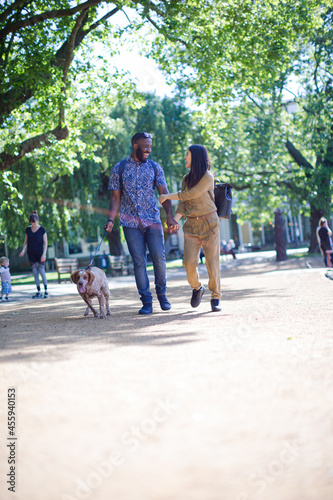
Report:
105,132,178,315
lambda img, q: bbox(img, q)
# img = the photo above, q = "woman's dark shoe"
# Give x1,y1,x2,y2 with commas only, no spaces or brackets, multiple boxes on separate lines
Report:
139,303,153,315
191,286,205,308
211,299,221,312
158,295,171,311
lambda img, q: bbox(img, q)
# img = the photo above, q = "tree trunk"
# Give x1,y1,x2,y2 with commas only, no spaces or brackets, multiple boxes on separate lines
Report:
274,209,288,261
309,204,324,253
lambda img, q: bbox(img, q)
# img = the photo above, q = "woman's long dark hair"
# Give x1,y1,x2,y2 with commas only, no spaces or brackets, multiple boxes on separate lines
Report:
184,144,211,189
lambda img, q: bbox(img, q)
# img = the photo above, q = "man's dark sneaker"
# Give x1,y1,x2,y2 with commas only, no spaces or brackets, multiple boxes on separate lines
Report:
190,286,205,308
32,292,43,299
211,299,221,312
44,291,49,299
158,296,171,311
139,303,153,315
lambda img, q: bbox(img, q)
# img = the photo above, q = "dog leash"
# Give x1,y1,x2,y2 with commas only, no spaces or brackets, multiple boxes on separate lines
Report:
85,230,108,270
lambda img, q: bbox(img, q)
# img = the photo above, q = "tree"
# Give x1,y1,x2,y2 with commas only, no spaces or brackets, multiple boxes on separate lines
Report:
148,1,333,251
0,0,197,171
1,92,196,256
283,7,333,250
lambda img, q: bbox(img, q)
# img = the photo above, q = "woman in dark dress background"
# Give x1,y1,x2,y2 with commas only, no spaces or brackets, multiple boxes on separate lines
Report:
19,211,48,298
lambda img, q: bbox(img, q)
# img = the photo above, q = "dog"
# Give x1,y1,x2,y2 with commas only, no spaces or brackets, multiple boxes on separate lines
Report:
71,267,111,319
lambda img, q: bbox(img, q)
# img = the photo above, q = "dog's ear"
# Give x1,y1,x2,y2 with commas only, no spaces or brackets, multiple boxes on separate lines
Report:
71,270,80,284
87,271,95,285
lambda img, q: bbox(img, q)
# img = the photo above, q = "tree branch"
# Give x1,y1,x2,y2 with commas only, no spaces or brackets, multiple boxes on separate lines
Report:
0,86,34,122
2,26,16,70
146,14,188,46
243,91,266,112
0,0,103,40
55,5,121,62
285,139,314,179
0,125,69,171
59,9,88,126
0,0,27,25
276,180,308,198
232,183,252,191
0,5,120,123
85,6,121,34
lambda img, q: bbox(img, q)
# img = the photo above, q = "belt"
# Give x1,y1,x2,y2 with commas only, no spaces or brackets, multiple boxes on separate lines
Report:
187,210,218,234
187,210,217,220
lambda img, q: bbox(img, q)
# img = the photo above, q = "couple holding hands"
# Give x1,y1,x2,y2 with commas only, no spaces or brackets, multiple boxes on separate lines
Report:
105,133,221,315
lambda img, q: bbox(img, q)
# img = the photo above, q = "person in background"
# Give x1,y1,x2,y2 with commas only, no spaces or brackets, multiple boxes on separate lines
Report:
159,144,221,312
317,217,333,267
19,211,49,298
0,256,12,301
105,132,178,315
221,239,237,260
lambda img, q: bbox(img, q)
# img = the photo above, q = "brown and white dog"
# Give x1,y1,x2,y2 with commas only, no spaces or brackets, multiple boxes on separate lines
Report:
71,267,111,319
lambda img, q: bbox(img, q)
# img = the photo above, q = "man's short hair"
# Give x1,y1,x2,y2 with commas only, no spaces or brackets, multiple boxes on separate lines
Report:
131,132,153,145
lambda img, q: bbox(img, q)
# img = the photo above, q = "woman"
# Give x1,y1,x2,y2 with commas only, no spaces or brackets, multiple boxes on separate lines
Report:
19,211,48,298
159,144,221,312
317,217,333,267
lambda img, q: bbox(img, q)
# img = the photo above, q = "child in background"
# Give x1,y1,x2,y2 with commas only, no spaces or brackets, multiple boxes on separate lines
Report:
0,256,12,301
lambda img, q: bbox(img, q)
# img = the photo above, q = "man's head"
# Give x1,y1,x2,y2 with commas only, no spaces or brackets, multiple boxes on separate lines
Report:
131,132,152,163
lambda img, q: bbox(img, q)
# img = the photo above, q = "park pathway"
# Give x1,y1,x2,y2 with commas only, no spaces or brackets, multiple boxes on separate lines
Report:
0,253,332,500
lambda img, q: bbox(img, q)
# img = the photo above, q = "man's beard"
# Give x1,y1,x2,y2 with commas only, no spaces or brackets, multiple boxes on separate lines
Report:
137,145,148,163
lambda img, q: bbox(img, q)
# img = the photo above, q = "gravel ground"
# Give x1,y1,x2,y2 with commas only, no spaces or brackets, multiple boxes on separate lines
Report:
0,254,333,500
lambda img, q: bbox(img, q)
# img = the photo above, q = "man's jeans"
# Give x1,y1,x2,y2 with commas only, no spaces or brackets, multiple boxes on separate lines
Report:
123,223,167,303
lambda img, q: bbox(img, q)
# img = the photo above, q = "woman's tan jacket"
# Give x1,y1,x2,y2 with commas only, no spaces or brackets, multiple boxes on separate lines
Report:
175,171,216,218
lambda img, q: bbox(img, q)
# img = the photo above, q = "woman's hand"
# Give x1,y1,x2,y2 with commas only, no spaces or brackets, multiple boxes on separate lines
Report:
19,250,25,258
159,194,168,205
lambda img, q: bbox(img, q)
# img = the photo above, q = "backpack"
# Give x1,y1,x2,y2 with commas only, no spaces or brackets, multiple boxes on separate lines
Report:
209,181,233,220
118,159,158,192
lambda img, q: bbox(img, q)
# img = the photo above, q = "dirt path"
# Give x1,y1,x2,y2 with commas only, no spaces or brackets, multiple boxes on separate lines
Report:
0,256,333,500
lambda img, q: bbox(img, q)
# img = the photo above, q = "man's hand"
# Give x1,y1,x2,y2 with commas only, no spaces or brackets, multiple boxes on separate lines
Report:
104,220,114,233
167,215,179,233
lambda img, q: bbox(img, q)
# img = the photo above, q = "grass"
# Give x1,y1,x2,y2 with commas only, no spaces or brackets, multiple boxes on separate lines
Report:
147,259,183,272
288,251,317,259
11,272,71,286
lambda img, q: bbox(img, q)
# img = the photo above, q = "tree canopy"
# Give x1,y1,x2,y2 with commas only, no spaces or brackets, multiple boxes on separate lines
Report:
0,0,191,170
1,0,333,254
147,0,333,250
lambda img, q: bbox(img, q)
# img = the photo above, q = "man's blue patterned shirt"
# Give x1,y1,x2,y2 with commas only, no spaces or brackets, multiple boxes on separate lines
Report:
108,156,167,228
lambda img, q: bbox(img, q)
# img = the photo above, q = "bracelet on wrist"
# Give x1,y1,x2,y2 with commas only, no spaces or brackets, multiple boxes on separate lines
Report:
107,219,114,223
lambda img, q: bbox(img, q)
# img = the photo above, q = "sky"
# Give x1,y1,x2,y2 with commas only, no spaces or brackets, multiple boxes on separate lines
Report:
95,4,175,98
111,50,174,97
